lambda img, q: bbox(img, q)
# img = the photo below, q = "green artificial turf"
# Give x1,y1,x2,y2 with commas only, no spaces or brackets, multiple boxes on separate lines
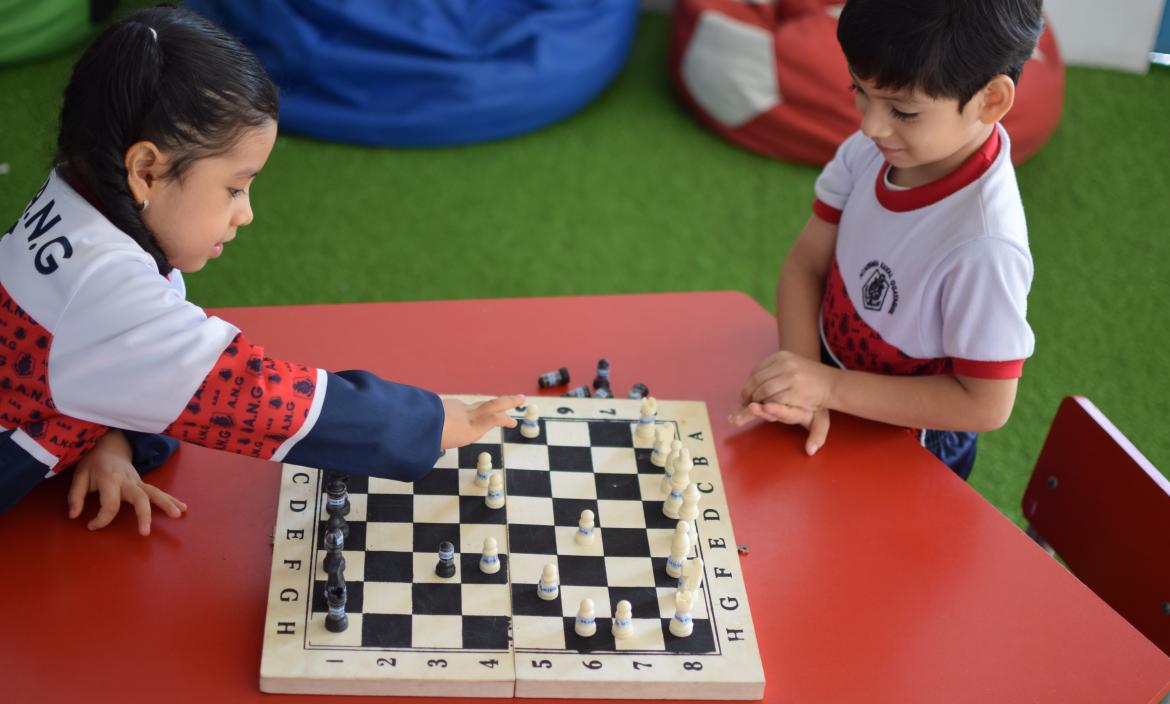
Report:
1,9,1167,528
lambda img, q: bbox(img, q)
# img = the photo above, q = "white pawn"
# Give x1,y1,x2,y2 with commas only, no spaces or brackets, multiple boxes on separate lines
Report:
519,404,541,439
575,509,596,546
635,396,658,439
659,440,683,494
669,589,695,638
680,556,704,598
611,599,634,640
665,521,690,579
679,482,701,521
662,451,692,519
474,451,493,487
650,426,671,467
485,471,505,509
574,598,597,637
479,536,500,574
537,563,559,601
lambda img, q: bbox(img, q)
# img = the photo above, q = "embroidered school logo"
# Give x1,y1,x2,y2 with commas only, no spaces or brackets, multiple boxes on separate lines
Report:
859,260,899,314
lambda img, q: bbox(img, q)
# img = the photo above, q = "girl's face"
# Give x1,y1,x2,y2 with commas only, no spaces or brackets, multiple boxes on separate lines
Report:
141,120,277,272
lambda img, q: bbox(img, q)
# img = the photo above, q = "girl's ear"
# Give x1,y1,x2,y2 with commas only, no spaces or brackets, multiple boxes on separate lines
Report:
977,75,1016,125
124,141,164,205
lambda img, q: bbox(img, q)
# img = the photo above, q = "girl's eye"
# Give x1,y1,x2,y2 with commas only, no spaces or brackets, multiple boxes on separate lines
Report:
228,188,246,199
890,107,918,121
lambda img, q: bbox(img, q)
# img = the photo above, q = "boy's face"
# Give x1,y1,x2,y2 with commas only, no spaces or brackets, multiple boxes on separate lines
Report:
849,74,996,182
141,120,278,273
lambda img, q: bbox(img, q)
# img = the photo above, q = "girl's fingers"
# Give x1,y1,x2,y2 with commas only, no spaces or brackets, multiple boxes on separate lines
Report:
66,465,91,519
88,481,122,531
125,484,153,536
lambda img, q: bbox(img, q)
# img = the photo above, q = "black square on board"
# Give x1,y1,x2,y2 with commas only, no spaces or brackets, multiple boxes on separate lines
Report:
459,553,509,585
412,466,460,495
547,445,594,472
459,495,508,524
463,615,511,650
312,579,364,613
643,501,679,530
552,498,599,527
511,583,561,617
607,586,659,619
595,473,641,500
361,613,412,648
557,555,608,587
562,616,617,652
507,524,557,554
413,583,462,615
634,449,661,474
364,550,413,582
413,523,461,553
506,469,551,497
322,472,368,494
365,493,413,523
588,421,634,447
597,527,651,557
458,444,502,470
651,557,682,588
662,618,717,654
502,421,547,444
316,520,367,551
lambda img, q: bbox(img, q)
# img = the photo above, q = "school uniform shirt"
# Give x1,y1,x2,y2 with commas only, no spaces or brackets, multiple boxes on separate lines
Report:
0,170,444,516
811,124,1034,379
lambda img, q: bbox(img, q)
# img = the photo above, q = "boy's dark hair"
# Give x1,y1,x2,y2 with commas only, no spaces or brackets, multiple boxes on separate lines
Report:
837,0,1043,110
55,5,278,275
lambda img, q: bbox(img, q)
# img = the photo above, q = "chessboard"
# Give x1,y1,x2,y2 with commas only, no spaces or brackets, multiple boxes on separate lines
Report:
261,397,764,699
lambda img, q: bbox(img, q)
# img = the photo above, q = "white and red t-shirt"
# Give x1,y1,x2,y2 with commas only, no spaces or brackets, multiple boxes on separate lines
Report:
812,124,1034,379
0,171,444,515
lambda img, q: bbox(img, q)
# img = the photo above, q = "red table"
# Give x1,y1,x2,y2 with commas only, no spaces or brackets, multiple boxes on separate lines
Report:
4,292,1168,703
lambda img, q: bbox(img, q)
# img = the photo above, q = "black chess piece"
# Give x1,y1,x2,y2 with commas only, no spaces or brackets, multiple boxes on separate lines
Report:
325,473,351,517
323,523,346,575
327,511,349,541
435,541,456,578
324,568,348,633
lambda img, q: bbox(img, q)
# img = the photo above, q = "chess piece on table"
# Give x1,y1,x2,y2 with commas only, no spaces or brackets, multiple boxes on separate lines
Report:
611,599,634,640
574,598,597,637
665,521,690,579
537,366,570,388
537,563,559,601
519,404,541,439
575,509,596,546
669,589,695,638
659,442,685,494
435,541,457,578
663,451,693,519
679,482,701,521
327,511,349,540
324,567,348,633
325,472,350,517
474,452,493,488
485,471,506,509
650,426,671,467
479,536,500,574
323,521,346,575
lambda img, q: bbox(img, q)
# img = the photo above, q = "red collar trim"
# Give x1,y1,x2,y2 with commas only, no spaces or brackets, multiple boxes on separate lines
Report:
60,170,108,216
874,127,1001,212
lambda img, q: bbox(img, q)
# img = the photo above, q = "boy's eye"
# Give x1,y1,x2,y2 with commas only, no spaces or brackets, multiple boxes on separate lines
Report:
228,188,246,199
890,107,918,121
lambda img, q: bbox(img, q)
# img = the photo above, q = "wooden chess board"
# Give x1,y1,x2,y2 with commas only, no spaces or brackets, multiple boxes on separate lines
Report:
260,397,764,699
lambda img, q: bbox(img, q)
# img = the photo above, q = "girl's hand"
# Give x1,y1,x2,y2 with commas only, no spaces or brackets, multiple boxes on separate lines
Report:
440,395,525,450
67,430,187,536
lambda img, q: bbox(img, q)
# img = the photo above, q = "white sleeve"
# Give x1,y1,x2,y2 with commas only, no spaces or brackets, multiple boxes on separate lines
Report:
813,130,869,211
48,252,240,433
937,237,1035,362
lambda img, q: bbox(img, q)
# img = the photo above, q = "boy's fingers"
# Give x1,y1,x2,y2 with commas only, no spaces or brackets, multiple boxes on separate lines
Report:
126,484,152,536
805,412,831,455
66,465,90,519
88,482,121,530
144,484,184,519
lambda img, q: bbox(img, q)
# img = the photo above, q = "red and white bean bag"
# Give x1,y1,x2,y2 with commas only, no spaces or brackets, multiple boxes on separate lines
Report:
669,0,1064,166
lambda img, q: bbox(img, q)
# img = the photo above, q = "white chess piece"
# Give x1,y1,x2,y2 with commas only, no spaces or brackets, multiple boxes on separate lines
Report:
679,482,701,521
479,536,500,574
474,451,493,488
520,404,541,439
659,440,683,494
650,426,671,467
575,509,596,546
669,589,695,638
537,563,559,601
574,598,597,637
485,471,505,509
611,599,634,640
680,556,704,598
665,521,690,578
635,396,657,439
662,450,692,519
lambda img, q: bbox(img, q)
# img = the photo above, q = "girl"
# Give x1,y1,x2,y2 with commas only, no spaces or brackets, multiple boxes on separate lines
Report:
0,6,521,532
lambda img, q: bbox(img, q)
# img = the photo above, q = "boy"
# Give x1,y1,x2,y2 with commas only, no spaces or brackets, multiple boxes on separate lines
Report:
731,0,1043,479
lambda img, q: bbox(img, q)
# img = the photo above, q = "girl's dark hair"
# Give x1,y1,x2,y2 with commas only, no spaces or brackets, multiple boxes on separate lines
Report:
837,0,1043,110
55,5,278,274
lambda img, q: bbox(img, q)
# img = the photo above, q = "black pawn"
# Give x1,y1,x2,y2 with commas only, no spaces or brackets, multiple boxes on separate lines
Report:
327,511,349,541
325,474,350,517
324,568,348,633
435,541,456,578
323,524,346,575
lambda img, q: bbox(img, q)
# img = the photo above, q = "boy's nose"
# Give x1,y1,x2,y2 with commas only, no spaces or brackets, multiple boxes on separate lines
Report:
860,109,892,140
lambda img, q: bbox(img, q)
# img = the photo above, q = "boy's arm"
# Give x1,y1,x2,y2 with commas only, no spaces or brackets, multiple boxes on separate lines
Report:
775,214,838,360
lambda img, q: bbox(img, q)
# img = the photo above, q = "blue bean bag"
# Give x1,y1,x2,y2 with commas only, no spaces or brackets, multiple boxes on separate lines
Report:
185,0,639,147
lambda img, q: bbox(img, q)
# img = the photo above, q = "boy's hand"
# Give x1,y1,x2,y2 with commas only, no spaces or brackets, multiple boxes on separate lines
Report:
440,395,525,450
67,429,187,536
739,350,838,413
729,403,831,456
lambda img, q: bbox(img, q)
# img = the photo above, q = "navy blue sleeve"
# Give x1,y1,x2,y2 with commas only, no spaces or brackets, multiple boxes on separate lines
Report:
282,370,444,482
122,431,181,477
